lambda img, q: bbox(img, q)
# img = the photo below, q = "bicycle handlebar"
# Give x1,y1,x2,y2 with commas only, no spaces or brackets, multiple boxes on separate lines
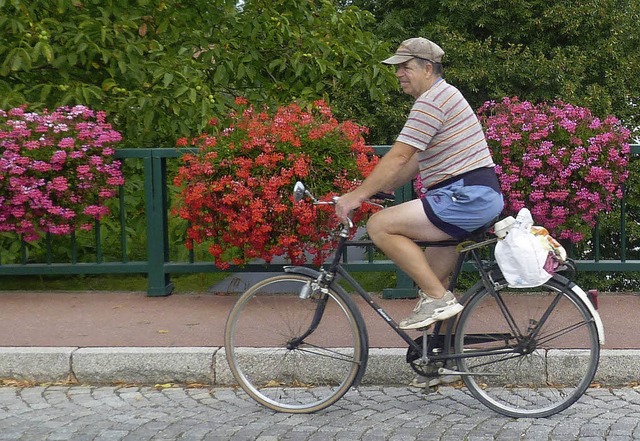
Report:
292,181,395,228
293,181,395,205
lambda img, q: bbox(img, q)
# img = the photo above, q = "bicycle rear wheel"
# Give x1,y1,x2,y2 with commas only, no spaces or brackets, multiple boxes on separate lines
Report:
454,277,600,418
224,274,367,413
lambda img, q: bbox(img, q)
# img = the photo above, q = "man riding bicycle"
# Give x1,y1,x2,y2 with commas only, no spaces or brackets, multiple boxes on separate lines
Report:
335,37,504,331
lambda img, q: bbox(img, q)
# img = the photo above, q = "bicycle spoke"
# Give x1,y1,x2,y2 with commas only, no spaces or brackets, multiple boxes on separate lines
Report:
535,318,596,347
294,343,363,364
462,352,525,372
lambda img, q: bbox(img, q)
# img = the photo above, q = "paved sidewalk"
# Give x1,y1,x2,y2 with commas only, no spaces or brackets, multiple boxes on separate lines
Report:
0,290,639,385
2,385,640,440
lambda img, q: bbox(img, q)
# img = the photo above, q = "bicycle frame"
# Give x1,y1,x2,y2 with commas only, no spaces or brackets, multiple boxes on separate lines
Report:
292,221,503,363
286,219,605,370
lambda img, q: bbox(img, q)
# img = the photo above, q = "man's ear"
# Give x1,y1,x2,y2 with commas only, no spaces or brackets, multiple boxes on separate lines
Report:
425,62,434,75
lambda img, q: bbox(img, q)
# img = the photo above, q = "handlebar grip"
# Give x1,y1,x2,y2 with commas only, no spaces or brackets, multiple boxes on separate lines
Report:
371,191,396,202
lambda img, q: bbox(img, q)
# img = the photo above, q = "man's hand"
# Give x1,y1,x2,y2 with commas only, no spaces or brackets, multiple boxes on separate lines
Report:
334,141,416,222
335,191,364,222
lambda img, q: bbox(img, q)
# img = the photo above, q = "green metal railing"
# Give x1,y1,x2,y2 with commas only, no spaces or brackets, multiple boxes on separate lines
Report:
1,145,639,297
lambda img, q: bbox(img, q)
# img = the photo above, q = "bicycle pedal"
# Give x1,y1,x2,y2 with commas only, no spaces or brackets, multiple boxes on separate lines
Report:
420,385,439,395
438,375,461,385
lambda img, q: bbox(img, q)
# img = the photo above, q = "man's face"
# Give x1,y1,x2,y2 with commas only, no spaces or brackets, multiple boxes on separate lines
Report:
395,59,430,98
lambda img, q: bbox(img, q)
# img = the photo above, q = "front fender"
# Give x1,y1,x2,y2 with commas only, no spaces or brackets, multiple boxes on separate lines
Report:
283,265,321,279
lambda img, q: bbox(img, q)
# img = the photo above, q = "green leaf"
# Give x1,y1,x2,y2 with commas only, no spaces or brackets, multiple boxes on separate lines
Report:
4,47,30,72
39,84,52,101
315,58,327,74
268,59,282,71
349,72,362,87
40,42,55,63
163,72,174,88
101,78,117,92
213,65,227,84
174,85,189,98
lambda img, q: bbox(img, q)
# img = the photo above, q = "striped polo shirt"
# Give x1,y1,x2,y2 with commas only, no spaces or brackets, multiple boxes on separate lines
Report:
396,79,495,189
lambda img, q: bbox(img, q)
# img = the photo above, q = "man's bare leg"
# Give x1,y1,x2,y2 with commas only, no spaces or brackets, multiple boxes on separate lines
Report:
366,199,454,298
424,245,458,290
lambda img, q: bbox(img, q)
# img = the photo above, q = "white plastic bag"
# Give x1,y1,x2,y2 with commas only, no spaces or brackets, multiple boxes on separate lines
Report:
494,208,553,288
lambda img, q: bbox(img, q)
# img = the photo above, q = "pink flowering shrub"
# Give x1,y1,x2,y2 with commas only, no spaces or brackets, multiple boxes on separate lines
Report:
0,105,125,241
478,97,631,242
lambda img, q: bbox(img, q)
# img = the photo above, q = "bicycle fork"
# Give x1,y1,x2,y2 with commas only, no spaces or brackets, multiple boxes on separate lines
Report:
285,270,335,349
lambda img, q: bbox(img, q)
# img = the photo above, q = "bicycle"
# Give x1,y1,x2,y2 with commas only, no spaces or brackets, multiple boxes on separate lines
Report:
224,181,604,418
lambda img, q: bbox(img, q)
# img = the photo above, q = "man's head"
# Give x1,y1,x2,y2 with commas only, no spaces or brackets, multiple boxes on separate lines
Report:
383,38,444,98
382,38,444,65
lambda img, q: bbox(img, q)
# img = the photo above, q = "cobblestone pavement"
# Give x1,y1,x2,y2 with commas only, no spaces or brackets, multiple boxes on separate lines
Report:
1,385,640,440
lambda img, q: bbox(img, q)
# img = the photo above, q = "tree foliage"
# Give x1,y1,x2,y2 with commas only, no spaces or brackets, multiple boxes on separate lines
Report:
354,0,640,137
0,0,398,147
352,0,640,272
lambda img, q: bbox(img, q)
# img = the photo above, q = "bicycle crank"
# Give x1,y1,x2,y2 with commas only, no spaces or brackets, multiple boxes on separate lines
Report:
438,367,501,377
406,335,446,376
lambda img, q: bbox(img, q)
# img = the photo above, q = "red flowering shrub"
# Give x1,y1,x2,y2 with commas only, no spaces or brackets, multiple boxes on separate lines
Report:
173,99,380,269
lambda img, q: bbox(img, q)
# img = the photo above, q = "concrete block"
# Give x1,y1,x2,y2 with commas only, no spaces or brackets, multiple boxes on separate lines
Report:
0,347,75,382
72,347,216,385
361,348,414,385
215,347,415,387
593,349,640,386
215,347,362,386
214,347,235,385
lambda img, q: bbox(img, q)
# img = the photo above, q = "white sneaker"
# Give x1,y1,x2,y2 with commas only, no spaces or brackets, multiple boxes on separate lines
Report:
399,290,463,330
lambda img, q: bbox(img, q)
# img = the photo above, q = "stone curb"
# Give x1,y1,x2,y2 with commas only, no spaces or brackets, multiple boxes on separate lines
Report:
0,347,638,386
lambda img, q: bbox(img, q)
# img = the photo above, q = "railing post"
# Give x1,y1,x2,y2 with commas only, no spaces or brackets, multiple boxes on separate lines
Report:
144,151,174,296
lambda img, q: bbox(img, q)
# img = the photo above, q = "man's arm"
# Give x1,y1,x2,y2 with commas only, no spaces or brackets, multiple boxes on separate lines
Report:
335,141,418,219
385,151,419,191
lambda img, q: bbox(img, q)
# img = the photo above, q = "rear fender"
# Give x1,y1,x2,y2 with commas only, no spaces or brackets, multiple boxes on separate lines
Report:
553,274,605,345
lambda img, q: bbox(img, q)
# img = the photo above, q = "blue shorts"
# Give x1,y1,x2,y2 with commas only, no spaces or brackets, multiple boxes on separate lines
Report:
420,167,504,239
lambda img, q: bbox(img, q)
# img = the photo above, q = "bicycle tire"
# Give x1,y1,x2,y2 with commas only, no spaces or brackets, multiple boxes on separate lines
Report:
224,273,367,413
454,276,599,418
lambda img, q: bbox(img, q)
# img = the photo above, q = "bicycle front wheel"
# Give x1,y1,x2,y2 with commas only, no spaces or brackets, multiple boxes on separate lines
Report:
224,274,367,413
454,277,600,418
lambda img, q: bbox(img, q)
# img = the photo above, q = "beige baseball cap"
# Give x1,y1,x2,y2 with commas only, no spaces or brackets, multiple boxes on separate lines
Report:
382,37,445,64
